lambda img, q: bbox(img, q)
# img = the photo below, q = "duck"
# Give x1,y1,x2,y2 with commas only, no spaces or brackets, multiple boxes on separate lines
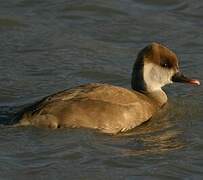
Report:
14,43,200,134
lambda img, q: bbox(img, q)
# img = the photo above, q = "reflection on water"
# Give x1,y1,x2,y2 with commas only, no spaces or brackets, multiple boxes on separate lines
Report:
0,0,203,179
108,104,186,156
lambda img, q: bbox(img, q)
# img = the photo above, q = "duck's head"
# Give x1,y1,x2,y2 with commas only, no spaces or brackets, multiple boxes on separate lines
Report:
131,43,200,92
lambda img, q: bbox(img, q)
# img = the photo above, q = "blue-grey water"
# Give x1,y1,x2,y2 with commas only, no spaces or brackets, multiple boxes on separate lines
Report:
0,0,203,179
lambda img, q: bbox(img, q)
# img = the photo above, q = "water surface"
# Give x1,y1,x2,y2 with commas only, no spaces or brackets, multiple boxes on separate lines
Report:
0,0,203,179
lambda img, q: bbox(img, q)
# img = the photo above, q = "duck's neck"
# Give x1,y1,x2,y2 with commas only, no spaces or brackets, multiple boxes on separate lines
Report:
131,68,168,107
132,74,167,107
144,90,168,107
131,60,146,92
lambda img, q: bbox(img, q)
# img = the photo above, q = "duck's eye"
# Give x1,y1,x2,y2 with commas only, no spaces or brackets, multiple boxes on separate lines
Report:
161,62,169,68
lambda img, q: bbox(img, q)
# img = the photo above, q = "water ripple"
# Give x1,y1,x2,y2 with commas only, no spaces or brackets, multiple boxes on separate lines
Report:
133,0,188,11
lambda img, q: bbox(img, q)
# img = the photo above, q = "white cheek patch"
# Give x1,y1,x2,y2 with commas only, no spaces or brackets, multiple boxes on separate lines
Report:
143,63,174,92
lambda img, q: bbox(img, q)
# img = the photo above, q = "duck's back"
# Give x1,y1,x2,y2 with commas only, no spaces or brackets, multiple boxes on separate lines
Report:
17,83,157,134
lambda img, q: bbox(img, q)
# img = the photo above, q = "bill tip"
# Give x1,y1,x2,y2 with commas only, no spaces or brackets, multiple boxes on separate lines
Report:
189,79,200,86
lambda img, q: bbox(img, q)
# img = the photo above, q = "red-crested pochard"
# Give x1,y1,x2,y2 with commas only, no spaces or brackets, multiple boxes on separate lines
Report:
14,43,200,134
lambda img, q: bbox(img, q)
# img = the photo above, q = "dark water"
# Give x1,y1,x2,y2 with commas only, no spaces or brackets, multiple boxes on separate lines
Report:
0,0,203,179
